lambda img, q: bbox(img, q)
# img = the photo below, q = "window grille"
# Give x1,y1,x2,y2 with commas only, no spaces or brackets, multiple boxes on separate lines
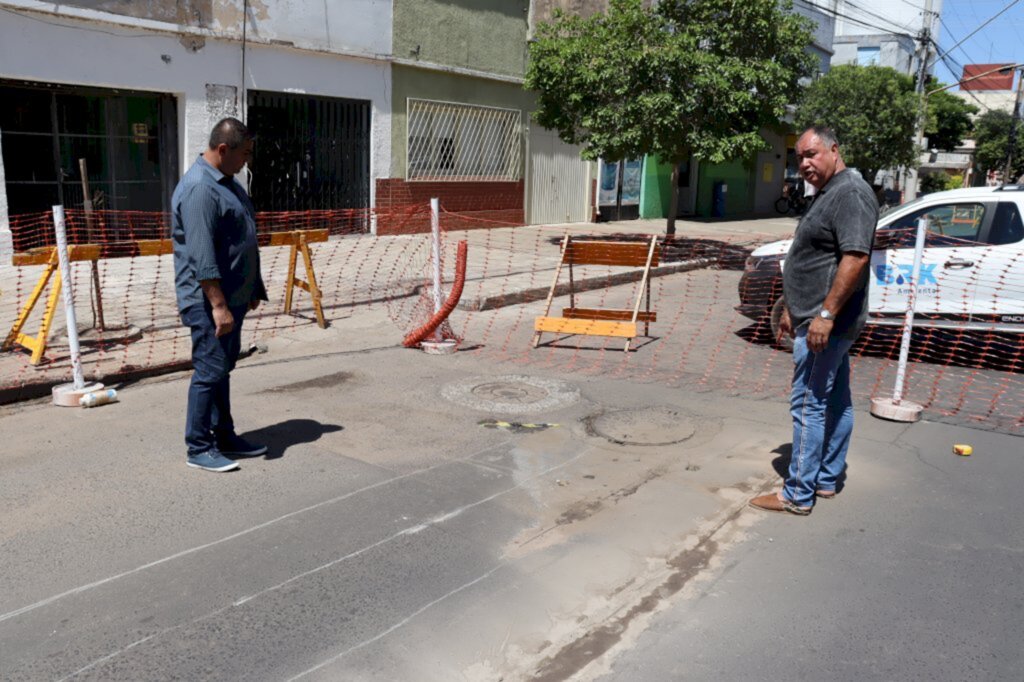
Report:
407,99,522,181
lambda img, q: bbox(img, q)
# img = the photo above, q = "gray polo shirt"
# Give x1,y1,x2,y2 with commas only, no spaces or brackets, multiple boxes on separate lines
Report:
782,168,878,340
172,155,267,313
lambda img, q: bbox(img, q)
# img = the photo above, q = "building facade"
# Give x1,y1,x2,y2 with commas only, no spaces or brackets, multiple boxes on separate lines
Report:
0,0,392,239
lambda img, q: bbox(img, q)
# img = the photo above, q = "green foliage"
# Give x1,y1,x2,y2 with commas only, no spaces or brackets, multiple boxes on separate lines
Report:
524,0,816,166
973,109,1024,179
919,172,961,194
924,80,978,151
795,64,919,182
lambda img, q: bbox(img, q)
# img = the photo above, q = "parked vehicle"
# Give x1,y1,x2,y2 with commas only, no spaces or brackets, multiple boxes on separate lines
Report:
738,186,1024,349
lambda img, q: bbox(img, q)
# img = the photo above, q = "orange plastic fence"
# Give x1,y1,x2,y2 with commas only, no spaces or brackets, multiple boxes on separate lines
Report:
0,205,1020,435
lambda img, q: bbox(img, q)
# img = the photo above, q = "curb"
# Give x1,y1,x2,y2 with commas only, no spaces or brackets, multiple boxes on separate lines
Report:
457,258,712,312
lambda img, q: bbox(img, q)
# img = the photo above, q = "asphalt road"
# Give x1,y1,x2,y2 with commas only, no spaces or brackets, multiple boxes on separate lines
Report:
596,418,1024,681
1,271,1020,681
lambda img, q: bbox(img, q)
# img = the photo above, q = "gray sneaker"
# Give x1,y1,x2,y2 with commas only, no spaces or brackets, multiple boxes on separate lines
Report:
187,449,240,472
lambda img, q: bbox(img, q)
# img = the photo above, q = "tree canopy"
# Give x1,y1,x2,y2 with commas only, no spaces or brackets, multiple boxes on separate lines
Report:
795,64,919,184
525,0,815,230
924,79,979,152
973,109,1024,181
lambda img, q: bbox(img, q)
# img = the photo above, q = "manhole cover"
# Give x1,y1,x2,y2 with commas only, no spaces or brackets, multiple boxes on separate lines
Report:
442,375,579,414
588,406,696,446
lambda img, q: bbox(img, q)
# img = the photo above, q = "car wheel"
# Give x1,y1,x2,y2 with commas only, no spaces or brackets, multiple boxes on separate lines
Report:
770,296,794,352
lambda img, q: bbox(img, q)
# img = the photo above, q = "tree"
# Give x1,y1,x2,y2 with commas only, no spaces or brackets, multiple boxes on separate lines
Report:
924,79,978,152
524,0,815,233
973,109,1024,181
795,64,919,184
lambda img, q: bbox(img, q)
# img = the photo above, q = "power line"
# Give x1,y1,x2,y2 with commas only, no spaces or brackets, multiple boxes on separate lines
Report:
934,0,1022,66
842,0,921,34
794,0,917,39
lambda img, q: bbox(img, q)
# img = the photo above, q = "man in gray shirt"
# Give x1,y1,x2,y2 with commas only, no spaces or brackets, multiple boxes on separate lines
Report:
173,118,268,472
750,125,878,515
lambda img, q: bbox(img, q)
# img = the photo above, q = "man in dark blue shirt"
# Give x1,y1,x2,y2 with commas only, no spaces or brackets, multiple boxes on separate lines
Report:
750,125,878,515
172,118,268,472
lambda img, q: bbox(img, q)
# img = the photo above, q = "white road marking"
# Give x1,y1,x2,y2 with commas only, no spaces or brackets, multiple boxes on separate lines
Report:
0,438,510,626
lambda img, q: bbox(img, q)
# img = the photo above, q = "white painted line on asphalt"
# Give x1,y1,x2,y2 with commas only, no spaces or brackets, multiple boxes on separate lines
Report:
51,444,594,680
0,438,512,626
286,565,504,681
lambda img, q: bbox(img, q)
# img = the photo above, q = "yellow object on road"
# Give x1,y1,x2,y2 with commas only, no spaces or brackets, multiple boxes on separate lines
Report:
953,444,973,456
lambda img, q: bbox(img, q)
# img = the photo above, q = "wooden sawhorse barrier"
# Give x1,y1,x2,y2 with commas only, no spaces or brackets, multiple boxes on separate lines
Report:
3,229,329,365
532,235,660,353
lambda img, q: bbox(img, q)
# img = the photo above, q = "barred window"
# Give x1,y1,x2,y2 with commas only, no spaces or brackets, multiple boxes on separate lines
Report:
407,99,522,181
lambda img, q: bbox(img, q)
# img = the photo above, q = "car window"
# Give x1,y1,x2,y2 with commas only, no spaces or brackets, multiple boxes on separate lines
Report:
988,202,1024,245
885,203,985,247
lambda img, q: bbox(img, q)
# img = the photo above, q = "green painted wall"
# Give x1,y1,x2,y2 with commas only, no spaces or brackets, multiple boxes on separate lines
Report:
696,157,754,218
391,65,536,176
393,0,530,78
639,156,674,219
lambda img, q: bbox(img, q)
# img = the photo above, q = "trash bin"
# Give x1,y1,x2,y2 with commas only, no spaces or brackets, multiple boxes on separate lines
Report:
712,181,727,217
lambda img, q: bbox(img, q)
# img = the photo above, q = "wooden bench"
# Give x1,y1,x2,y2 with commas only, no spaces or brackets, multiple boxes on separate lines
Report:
532,235,660,353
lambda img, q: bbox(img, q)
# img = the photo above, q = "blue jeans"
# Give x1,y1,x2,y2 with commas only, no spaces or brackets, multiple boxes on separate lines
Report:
782,327,855,508
182,304,247,456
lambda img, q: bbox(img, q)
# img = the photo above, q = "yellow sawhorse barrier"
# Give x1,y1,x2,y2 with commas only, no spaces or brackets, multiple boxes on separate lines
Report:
3,229,328,365
532,235,660,354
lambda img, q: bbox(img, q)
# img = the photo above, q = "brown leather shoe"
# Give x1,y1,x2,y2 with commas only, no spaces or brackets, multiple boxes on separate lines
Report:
749,492,811,516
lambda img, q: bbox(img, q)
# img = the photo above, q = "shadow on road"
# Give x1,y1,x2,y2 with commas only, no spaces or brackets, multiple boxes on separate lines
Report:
239,419,343,460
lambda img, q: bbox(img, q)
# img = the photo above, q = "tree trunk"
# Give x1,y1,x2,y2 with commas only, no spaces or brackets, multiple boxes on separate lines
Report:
666,162,680,236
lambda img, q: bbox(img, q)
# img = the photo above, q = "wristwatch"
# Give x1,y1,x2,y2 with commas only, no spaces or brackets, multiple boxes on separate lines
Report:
818,308,835,321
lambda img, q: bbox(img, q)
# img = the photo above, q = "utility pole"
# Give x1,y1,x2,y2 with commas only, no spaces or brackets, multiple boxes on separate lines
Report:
1003,69,1024,183
904,0,936,201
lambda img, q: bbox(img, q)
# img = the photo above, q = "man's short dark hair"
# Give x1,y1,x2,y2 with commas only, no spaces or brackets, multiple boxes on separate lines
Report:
804,125,839,149
208,117,254,150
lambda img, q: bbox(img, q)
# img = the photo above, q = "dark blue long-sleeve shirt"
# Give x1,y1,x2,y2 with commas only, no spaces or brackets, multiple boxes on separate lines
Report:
172,155,267,313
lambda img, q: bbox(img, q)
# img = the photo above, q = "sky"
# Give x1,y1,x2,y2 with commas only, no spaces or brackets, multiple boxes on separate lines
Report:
932,0,1024,89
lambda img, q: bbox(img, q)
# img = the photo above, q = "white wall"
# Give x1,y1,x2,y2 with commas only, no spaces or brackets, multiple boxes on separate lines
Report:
833,0,942,37
0,4,391,233
230,0,392,58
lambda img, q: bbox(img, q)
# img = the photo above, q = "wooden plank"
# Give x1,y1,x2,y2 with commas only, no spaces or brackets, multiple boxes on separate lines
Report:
265,229,329,247
12,230,329,266
533,317,637,338
533,234,571,348
562,307,656,323
564,240,661,267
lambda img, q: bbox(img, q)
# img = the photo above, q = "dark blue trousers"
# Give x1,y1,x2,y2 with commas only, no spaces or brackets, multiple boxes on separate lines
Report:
182,304,247,456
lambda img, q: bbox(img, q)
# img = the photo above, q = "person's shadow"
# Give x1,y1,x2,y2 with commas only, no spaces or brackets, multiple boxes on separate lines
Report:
770,443,847,493
238,419,343,460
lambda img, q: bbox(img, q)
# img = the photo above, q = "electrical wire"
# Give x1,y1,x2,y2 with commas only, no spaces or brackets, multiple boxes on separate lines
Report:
793,0,917,39
840,0,922,34
934,0,1022,66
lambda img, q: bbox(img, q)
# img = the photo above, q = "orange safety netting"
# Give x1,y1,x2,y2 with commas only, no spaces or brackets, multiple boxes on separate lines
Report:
1,205,1021,433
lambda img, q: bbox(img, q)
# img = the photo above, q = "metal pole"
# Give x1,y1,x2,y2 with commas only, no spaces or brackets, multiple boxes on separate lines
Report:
904,0,935,201
53,205,85,390
891,216,928,405
1003,69,1024,182
430,198,443,341
78,157,105,330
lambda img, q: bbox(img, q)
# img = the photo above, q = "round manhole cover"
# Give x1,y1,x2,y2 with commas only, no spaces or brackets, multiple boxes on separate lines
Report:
588,406,696,446
442,375,580,414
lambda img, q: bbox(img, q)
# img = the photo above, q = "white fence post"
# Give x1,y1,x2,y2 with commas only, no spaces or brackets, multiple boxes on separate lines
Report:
870,216,927,422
